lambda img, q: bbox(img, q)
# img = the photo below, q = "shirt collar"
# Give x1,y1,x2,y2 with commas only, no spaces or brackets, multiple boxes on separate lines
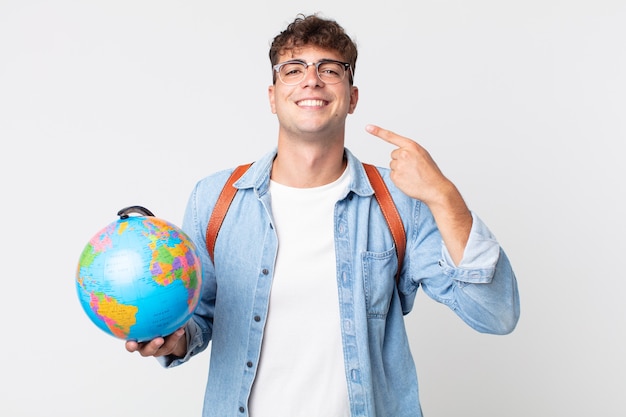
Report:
235,147,375,198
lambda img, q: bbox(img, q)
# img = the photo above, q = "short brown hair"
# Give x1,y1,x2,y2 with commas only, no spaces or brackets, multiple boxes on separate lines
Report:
269,14,358,84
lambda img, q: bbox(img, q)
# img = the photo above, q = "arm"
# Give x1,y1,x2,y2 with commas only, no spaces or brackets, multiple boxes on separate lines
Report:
365,124,472,264
366,124,519,333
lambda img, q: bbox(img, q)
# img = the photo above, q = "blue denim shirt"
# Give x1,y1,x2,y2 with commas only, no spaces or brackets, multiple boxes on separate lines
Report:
164,148,520,417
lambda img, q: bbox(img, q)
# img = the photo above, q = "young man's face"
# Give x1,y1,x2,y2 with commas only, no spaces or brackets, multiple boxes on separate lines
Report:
268,45,358,139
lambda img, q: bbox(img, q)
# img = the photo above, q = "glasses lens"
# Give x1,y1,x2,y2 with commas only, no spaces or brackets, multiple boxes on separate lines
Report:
278,62,307,85
317,62,346,84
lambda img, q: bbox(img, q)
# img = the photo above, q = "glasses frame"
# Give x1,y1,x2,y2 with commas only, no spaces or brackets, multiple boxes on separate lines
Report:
273,59,353,85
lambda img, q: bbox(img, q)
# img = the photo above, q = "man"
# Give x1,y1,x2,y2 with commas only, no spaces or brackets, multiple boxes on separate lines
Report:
126,13,520,417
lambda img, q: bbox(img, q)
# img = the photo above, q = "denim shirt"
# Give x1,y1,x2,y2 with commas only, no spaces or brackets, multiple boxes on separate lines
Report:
164,148,520,417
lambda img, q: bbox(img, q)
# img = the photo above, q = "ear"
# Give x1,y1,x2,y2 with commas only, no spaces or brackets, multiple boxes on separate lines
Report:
348,85,359,114
268,85,277,114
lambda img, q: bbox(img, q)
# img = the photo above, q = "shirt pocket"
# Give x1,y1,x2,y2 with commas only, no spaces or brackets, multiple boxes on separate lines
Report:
362,248,397,319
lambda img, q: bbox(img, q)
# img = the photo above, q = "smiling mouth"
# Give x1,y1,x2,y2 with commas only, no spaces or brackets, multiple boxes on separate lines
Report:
297,99,327,107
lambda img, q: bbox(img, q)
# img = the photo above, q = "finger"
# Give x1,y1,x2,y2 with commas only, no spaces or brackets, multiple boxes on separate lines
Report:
171,327,185,340
125,340,139,353
161,328,185,352
365,124,413,147
137,338,165,356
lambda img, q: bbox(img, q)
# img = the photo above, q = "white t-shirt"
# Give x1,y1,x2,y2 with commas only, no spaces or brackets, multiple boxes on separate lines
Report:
248,168,351,417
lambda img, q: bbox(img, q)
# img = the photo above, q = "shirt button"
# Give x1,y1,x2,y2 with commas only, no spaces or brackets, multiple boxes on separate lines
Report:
262,268,269,275
254,315,261,322
239,406,245,413
247,361,253,368
343,319,352,332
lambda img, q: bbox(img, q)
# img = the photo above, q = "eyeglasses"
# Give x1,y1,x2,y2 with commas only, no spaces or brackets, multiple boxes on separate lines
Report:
273,59,352,85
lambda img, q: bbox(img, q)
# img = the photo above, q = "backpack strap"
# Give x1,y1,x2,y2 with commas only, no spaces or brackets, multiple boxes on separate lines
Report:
205,163,252,263
205,162,406,283
362,163,406,284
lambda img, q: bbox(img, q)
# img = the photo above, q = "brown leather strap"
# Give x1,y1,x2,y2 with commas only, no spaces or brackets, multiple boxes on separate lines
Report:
206,162,406,284
205,163,252,263
362,163,406,283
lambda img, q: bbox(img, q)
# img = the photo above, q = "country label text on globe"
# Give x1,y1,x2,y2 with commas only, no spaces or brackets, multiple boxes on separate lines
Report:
76,216,202,342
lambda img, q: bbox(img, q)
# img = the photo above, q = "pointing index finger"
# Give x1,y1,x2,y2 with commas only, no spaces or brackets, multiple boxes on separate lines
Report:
365,124,412,147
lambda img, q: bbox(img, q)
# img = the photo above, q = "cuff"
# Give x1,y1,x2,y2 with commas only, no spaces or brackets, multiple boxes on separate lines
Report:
440,212,501,283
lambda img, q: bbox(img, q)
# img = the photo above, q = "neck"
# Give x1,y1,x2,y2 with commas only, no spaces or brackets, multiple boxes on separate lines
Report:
271,139,346,188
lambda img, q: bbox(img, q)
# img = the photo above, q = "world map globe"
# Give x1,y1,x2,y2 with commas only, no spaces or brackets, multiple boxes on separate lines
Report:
76,206,202,342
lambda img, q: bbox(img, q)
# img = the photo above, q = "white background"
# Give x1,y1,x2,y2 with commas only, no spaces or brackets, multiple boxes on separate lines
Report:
1,0,624,416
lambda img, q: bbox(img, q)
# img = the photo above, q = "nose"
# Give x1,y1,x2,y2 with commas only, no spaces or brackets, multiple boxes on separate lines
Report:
302,63,323,86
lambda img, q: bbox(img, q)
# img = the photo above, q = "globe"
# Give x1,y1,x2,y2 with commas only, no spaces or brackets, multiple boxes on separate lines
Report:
76,206,202,342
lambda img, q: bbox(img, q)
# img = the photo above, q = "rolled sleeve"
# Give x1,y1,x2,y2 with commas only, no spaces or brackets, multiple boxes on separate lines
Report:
439,212,501,283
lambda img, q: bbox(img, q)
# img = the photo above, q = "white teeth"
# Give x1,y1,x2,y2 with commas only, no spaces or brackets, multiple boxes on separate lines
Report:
298,99,325,107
